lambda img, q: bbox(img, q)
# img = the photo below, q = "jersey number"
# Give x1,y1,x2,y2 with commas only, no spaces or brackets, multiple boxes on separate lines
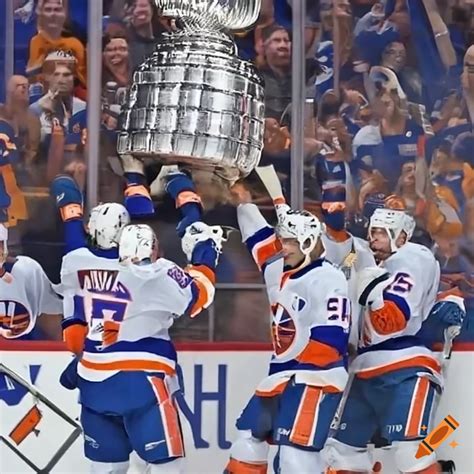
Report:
74,295,128,346
386,272,414,295
327,297,351,332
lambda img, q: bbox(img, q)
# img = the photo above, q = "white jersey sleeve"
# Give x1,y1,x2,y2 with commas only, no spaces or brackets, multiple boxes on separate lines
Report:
322,232,376,347
23,257,63,315
236,203,283,305
132,258,215,318
0,256,62,338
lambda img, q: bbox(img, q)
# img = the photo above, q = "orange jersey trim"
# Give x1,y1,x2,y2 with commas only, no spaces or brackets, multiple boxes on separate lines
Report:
255,381,288,398
149,377,184,458
80,358,175,375
102,321,120,347
252,234,281,270
369,300,408,335
297,340,342,367
405,376,431,438
356,356,441,379
63,323,88,355
290,386,321,446
225,458,267,474
189,264,216,284
186,265,216,317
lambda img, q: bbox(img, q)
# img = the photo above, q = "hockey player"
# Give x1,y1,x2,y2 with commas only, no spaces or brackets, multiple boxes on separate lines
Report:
51,173,224,473
51,161,204,356
225,188,351,474
325,208,465,474
64,221,224,474
0,223,63,340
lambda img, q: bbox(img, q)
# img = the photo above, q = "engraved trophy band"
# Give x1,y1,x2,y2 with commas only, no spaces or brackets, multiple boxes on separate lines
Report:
117,0,265,180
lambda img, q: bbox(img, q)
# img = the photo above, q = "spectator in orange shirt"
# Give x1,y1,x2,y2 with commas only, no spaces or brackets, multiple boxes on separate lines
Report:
27,0,87,99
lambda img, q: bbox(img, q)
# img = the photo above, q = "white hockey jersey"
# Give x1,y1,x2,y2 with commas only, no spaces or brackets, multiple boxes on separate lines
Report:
237,204,351,396
60,247,213,382
0,256,62,338
322,232,376,347
351,242,442,380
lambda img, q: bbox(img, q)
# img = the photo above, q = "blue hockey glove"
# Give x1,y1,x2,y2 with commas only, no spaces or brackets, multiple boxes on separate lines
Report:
50,175,83,221
59,357,79,390
429,300,465,327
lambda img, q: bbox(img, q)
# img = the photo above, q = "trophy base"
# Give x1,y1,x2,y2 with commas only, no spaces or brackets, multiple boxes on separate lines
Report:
117,130,257,181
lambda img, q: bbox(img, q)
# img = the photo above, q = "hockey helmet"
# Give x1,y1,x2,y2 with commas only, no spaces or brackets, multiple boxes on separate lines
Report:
275,205,323,256
87,203,130,249
369,208,415,252
119,224,158,265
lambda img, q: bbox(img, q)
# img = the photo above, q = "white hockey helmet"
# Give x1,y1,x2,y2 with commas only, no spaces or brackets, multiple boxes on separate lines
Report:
87,203,130,249
369,208,415,252
275,205,323,256
119,224,158,265
0,224,8,266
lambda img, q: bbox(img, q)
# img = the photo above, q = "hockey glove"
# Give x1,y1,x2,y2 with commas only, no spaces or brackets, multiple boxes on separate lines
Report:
429,299,465,327
50,175,83,222
181,221,226,270
59,357,79,390
165,171,203,237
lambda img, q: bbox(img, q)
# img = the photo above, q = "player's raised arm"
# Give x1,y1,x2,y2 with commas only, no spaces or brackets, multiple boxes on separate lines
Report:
118,222,225,319
50,175,87,253
121,155,155,217
180,221,226,317
231,182,283,305
165,169,203,236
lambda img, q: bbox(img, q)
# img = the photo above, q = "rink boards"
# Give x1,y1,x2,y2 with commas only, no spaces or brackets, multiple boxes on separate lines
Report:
0,343,473,473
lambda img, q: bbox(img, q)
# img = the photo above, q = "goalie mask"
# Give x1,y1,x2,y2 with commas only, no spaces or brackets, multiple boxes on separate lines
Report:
119,224,158,265
369,208,415,253
275,205,323,256
87,203,130,250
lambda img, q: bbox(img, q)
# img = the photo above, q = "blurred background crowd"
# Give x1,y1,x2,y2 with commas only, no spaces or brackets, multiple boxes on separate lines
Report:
0,0,473,343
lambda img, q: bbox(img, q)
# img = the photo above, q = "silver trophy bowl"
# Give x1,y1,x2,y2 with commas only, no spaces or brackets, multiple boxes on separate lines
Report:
117,0,265,181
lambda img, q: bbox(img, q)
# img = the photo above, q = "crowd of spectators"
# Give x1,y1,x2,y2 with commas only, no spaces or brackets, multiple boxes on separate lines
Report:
0,0,473,342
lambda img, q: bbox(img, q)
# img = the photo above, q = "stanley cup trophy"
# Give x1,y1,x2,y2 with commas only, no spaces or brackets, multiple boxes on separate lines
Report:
117,0,265,197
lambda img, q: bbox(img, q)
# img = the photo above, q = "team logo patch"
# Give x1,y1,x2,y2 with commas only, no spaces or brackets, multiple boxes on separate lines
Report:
0,300,32,337
271,304,296,355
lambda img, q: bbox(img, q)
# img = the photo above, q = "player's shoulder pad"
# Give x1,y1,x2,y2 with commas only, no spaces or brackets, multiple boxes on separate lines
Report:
305,259,348,286
392,242,436,271
15,255,43,273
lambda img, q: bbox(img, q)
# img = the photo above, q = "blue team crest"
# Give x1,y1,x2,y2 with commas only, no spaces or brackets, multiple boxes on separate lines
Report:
0,300,31,337
291,295,306,312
